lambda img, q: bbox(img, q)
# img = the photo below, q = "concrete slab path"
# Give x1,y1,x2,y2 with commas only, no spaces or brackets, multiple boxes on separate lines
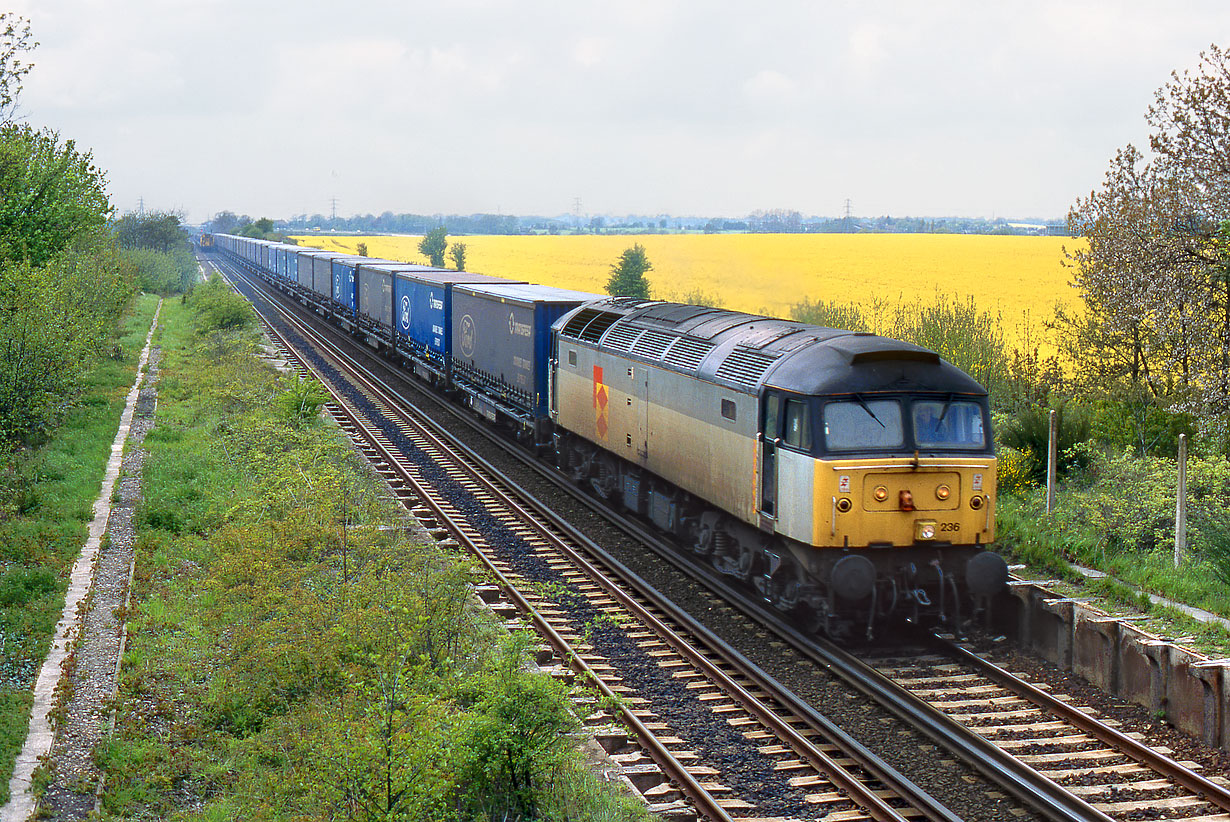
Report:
1,301,162,822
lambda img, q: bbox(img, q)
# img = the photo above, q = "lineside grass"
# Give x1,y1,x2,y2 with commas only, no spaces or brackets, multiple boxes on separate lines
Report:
99,284,651,820
0,293,161,805
996,481,1230,655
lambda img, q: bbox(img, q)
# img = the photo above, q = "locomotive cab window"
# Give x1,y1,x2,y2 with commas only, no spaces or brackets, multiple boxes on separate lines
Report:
823,399,903,450
721,399,737,421
567,350,577,366
783,399,811,450
912,400,985,449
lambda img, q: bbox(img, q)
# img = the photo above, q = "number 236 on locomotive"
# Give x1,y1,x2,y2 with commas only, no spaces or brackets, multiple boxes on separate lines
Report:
550,299,1008,639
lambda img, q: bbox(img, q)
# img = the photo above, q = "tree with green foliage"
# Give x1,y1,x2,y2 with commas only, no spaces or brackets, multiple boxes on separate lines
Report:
606,243,652,298
238,217,276,239
112,212,195,295
208,210,244,234
1068,45,1230,440
355,242,368,257
0,124,111,266
114,211,186,253
419,227,447,267
0,245,132,444
449,241,466,271
0,110,127,446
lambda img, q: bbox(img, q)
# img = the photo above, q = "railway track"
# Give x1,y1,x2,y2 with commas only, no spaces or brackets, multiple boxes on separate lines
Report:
640,520,1230,822
216,258,964,821
862,636,1230,821
213,254,1230,821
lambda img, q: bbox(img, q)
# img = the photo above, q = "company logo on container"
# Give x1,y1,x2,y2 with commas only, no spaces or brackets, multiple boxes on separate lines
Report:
400,295,411,330
460,314,476,357
508,312,532,338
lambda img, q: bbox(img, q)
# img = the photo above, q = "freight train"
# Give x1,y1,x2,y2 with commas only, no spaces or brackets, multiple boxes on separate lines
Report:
211,234,1007,639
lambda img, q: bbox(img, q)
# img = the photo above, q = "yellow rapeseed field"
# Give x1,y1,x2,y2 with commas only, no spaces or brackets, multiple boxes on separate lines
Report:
292,234,1082,349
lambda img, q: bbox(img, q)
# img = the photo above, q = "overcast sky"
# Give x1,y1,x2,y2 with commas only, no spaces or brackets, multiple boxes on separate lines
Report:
7,1,1228,224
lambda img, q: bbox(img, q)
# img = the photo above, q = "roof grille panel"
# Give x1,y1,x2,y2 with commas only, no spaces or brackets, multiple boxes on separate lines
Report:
715,346,779,387
631,329,675,359
561,308,622,343
600,323,642,352
663,336,714,371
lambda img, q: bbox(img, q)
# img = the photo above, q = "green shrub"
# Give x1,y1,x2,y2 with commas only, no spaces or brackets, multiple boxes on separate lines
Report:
188,278,254,333
0,567,56,607
998,402,1091,481
274,377,329,426
1093,395,1196,457
123,247,197,295
454,633,580,819
996,446,1032,493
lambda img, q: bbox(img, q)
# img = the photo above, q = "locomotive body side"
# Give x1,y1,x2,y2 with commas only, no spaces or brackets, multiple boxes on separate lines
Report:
553,338,759,523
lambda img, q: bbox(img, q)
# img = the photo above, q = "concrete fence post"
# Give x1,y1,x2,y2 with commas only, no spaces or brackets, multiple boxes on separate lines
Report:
1046,409,1058,515
1176,433,1188,567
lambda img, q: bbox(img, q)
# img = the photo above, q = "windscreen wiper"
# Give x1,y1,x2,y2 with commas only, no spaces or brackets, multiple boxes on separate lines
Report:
854,393,886,429
936,393,954,423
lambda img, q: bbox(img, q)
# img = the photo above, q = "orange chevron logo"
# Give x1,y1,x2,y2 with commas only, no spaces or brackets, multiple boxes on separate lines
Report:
593,365,609,439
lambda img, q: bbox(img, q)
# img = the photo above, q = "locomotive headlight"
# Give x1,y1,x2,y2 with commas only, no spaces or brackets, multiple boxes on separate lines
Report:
916,520,937,541
935,484,951,501
969,495,985,510
873,485,889,502
836,497,852,513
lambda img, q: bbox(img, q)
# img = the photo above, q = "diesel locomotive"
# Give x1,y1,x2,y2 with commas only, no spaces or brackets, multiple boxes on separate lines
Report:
211,234,1007,639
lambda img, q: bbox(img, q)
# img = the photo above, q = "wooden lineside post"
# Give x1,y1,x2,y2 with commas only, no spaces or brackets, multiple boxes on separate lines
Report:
1175,433,1188,567
1046,409,1058,515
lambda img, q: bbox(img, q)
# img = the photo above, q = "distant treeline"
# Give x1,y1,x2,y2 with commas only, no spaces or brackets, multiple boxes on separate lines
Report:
207,209,1068,237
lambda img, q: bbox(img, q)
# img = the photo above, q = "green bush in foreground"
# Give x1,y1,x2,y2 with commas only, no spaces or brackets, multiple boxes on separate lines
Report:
103,296,650,820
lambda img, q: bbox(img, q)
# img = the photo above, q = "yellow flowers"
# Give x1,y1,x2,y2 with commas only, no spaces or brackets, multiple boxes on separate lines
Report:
292,233,1082,347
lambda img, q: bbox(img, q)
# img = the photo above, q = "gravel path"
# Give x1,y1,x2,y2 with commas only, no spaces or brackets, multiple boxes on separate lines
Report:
34,346,160,819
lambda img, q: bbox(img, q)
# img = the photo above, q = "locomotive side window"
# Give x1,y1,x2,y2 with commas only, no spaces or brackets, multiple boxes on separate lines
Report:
764,394,781,439
783,399,812,450
823,400,903,450
912,400,985,449
721,399,736,421
568,350,577,366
